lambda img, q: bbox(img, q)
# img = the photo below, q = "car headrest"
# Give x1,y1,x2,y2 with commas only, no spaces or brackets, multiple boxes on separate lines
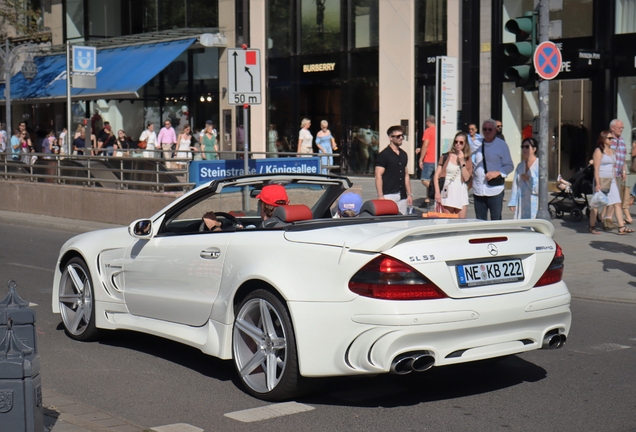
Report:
271,204,313,223
360,200,400,216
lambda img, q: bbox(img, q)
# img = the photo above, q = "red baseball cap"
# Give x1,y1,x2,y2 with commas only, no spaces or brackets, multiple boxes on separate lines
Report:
256,184,289,206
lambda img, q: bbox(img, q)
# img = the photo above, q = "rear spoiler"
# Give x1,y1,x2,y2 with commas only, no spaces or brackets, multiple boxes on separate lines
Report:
349,219,555,253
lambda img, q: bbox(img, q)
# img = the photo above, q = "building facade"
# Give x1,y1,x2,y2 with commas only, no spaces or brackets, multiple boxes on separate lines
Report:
1,0,634,179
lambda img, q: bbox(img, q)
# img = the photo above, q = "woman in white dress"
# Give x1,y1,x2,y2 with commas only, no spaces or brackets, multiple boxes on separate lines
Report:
588,130,633,234
297,118,313,157
433,132,473,218
175,124,193,165
139,122,158,158
508,137,539,219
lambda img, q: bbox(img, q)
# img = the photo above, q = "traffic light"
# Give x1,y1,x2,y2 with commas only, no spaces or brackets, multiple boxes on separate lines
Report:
503,11,538,90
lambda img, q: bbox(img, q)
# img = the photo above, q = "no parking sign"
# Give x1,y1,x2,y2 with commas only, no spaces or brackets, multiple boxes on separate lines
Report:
533,41,562,80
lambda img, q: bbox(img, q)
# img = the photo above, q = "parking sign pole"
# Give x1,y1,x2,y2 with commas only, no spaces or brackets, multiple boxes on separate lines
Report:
536,0,551,221
243,105,250,211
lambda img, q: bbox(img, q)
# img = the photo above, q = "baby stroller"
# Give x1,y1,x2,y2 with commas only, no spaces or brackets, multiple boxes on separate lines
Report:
548,164,593,222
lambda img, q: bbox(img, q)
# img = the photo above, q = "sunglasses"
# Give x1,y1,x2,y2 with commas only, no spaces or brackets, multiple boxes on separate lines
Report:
454,140,465,144
483,128,493,131
606,136,614,140
521,145,531,149
391,134,404,139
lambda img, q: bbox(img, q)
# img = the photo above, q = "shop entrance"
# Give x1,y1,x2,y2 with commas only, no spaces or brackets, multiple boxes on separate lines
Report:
299,84,342,147
549,79,593,182
518,78,592,183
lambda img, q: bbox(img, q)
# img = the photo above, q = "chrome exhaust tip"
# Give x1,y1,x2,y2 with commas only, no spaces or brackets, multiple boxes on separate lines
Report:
411,351,435,372
390,354,414,375
542,332,565,349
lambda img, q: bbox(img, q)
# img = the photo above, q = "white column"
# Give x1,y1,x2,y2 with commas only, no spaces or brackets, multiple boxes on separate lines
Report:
378,0,416,174
249,0,267,157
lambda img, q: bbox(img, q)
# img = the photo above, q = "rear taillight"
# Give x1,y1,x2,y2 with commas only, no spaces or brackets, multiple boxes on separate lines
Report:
348,255,447,300
534,243,564,287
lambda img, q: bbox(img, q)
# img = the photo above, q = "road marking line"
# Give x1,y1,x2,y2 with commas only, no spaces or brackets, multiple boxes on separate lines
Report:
590,343,631,352
151,423,204,432
224,402,314,423
8,262,54,272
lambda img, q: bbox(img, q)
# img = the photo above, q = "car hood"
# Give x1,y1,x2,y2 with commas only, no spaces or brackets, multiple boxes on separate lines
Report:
284,218,555,253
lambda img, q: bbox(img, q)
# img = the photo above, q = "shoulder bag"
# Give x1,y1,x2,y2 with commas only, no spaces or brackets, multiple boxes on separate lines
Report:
482,143,505,186
428,153,449,200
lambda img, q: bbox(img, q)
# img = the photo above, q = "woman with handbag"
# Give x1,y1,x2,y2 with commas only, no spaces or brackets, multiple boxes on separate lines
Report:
589,130,633,234
432,132,473,218
508,137,539,219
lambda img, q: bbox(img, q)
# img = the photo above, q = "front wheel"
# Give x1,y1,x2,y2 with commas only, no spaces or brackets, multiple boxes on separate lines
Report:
232,290,302,401
570,208,583,222
58,257,99,341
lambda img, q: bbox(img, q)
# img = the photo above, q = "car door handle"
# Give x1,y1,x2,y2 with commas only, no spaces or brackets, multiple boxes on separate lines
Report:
200,247,221,259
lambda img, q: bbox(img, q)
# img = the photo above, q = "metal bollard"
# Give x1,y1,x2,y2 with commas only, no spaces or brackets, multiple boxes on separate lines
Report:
0,281,44,432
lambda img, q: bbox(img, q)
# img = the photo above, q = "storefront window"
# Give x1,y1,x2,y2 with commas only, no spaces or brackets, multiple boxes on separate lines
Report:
65,0,84,41
353,0,378,48
503,0,592,40
417,0,446,45
300,0,341,53
88,0,122,39
617,77,636,152
268,0,291,56
616,0,636,34
550,0,593,38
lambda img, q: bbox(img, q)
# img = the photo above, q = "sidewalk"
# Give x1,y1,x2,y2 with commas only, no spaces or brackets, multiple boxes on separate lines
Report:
2,176,635,431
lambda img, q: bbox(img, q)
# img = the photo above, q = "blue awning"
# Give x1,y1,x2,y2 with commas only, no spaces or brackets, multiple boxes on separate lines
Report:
1,38,195,101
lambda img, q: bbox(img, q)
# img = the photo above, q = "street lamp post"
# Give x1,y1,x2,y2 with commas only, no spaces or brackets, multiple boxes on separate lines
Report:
1,39,38,137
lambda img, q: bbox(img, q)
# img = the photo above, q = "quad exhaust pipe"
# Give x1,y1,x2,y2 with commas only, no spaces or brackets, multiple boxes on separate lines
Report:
542,332,567,350
390,351,435,375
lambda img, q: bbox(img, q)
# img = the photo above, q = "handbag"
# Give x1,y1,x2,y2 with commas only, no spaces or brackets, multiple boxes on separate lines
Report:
599,177,612,193
428,153,448,200
481,143,505,186
138,140,147,150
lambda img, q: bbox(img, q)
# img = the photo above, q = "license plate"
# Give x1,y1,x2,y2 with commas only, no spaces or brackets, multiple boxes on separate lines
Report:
456,259,524,287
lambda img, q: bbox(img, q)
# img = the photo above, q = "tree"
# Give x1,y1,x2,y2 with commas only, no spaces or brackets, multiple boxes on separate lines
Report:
0,0,43,40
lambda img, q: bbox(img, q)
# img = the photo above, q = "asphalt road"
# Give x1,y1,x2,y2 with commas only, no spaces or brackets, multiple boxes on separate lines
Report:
1,218,635,431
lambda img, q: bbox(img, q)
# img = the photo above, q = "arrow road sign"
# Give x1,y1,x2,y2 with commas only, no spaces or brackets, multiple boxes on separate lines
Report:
227,48,261,105
533,41,562,80
72,46,97,73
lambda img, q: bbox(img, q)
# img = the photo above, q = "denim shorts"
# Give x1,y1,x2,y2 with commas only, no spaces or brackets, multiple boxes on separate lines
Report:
420,162,435,180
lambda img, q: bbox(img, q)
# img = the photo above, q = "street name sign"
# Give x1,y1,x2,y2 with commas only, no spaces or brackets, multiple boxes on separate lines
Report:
227,48,262,105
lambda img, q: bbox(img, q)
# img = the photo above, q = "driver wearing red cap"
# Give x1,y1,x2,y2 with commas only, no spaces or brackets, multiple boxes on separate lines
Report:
256,184,289,222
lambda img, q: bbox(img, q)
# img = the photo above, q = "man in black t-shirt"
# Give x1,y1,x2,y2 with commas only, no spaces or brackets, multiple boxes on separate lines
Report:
374,125,413,215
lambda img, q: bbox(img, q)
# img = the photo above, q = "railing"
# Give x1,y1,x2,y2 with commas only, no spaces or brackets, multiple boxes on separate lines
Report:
0,149,340,192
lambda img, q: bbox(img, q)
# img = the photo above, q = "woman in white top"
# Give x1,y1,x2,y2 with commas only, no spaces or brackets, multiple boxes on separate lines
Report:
139,122,158,158
297,118,313,157
589,130,633,235
176,124,193,164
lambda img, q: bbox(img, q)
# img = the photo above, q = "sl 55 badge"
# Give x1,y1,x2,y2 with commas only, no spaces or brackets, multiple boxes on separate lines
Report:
409,255,435,263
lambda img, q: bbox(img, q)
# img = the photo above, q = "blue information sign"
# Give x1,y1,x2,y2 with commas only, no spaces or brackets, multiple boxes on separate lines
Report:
189,157,322,186
72,46,97,73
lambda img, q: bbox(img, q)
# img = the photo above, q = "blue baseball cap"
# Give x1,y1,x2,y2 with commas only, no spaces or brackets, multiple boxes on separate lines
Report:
338,192,363,215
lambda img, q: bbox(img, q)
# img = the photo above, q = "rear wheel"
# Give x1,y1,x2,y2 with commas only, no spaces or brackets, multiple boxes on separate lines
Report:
570,208,583,222
59,257,99,341
548,204,556,220
232,290,302,401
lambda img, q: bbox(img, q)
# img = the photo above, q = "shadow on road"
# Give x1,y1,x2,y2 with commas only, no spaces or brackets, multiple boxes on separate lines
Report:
55,323,236,382
303,355,547,408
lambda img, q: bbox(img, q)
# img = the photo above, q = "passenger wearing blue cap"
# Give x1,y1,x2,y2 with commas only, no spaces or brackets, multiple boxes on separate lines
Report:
335,192,363,218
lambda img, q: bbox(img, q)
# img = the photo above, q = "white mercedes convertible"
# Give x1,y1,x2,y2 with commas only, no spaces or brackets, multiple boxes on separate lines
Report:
52,174,571,401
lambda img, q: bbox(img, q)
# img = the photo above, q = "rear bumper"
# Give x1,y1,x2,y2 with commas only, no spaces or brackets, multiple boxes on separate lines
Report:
289,284,571,377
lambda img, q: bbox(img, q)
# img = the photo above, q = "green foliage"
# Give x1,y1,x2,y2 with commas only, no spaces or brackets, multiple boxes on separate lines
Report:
0,0,42,39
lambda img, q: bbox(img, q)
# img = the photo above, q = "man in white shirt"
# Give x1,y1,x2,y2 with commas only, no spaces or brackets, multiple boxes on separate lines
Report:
471,119,514,220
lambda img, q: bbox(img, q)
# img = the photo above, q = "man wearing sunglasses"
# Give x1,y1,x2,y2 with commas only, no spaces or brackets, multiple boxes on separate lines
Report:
375,125,413,215
471,118,514,220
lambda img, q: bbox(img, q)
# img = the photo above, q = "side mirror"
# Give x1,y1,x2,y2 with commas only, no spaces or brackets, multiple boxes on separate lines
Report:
129,219,153,239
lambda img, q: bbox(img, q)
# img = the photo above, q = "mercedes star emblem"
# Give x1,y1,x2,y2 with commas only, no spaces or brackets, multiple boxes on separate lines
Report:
487,244,498,256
